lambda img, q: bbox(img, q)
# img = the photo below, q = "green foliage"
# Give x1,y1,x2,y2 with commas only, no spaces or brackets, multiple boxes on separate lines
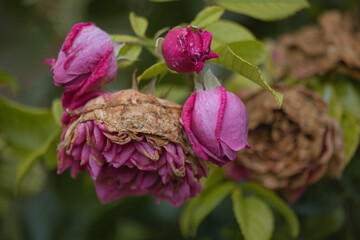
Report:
137,62,168,82
0,68,19,94
332,79,360,120
110,34,153,68
51,98,63,127
341,113,360,161
2,1,360,240
211,0,310,21
129,12,149,37
0,96,59,193
191,6,225,28
225,73,260,93
225,40,266,65
180,182,235,237
204,20,255,50
215,45,283,107
232,188,274,240
242,183,300,238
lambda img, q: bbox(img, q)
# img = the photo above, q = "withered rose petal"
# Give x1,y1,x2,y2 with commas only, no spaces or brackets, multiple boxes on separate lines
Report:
272,10,360,81
226,86,346,202
58,90,207,207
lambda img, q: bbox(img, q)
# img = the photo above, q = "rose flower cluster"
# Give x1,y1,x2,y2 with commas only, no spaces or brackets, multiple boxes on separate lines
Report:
46,23,249,206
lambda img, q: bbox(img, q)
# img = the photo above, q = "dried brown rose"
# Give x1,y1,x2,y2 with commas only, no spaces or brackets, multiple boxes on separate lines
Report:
273,10,360,81
58,89,207,206
225,86,345,202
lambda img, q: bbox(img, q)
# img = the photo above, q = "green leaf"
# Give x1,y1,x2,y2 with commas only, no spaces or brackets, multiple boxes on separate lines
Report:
332,79,360,120
242,183,299,238
16,129,59,192
129,12,148,37
226,40,266,65
205,20,254,50
110,35,144,68
0,96,59,193
52,98,63,127
155,84,190,104
215,45,283,107
341,112,360,162
137,62,168,82
225,73,261,93
322,83,343,122
191,6,225,28
180,182,235,237
179,198,197,238
200,164,226,191
232,188,274,240
44,131,61,170
211,0,309,21
0,68,19,94
118,45,142,68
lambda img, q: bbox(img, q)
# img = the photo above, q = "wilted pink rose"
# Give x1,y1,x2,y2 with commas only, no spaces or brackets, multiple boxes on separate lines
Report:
46,22,117,91
161,26,219,74
45,22,118,124
181,86,249,166
58,90,207,207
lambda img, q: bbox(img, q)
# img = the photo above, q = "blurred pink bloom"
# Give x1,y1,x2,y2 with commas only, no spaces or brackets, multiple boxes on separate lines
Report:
181,86,249,166
161,26,219,74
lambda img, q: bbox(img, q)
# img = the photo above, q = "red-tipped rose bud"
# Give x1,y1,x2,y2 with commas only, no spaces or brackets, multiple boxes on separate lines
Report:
161,26,219,74
181,86,249,166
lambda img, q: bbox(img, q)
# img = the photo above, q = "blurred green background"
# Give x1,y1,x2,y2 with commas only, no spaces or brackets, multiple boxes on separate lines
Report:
0,0,359,239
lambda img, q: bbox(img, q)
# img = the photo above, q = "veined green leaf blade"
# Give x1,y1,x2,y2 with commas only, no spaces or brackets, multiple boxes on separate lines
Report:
232,188,274,240
243,183,299,238
129,12,148,37
137,62,168,82
341,112,360,162
52,98,63,127
191,6,225,28
205,20,254,50
211,0,310,21
224,40,266,65
179,198,197,238
215,45,283,107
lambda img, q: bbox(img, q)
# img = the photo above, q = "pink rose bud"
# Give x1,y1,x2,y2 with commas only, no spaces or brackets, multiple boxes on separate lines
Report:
181,86,249,166
46,22,117,92
161,26,219,74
